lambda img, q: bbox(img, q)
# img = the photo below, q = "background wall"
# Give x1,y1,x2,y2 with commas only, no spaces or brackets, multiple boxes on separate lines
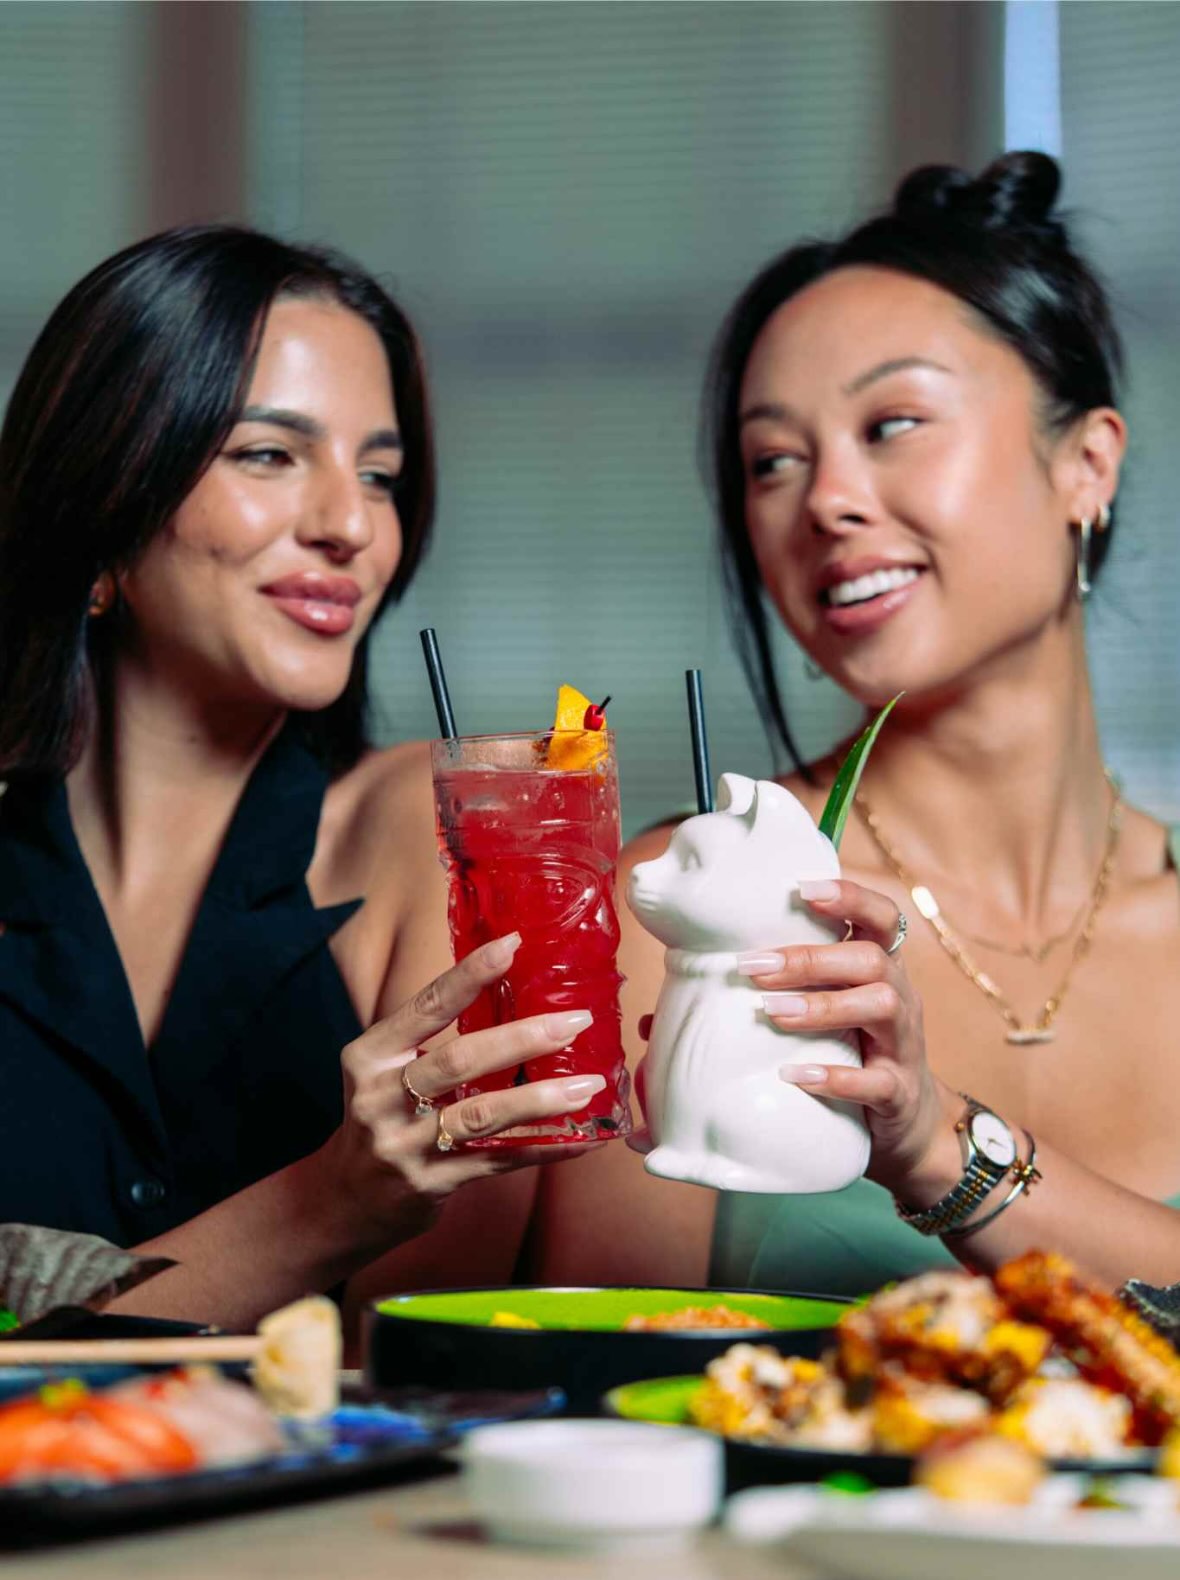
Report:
0,1,1175,831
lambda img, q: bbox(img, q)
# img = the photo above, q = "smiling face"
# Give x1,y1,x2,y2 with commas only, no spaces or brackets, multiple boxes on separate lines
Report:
116,296,404,718
738,265,1112,706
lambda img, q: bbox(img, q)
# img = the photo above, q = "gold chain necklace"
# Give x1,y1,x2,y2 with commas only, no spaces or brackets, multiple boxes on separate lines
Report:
854,779,1123,1046
953,906,1086,963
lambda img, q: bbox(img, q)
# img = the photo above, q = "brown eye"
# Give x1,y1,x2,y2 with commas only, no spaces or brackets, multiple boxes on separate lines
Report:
750,452,804,480
868,416,920,443
231,446,292,469
360,470,400,497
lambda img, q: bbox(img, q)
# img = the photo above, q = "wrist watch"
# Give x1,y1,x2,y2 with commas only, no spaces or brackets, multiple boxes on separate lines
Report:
895,1095,1018,1236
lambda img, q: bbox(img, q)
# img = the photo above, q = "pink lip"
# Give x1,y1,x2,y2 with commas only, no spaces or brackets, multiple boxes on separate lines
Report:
815,555,925,596
260,574,363,637
820,573,923,636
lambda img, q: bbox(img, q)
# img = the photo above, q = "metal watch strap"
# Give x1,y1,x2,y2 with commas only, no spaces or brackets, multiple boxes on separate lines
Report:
896,1154,1003,1236
944,1130,1041,1241
895,1095,1012,1236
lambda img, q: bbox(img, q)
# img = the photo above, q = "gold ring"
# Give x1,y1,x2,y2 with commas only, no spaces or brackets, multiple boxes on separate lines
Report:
435,1108,456,1153
401,1060,435,1117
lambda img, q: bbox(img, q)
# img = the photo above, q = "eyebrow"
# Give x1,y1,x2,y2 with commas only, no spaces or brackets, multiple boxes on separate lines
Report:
237,405,403,454
739,355,956,429
739,401,799,429
842,356,953,396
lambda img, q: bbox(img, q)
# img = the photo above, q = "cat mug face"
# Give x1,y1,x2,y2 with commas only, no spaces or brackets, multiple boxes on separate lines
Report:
627,774,842,950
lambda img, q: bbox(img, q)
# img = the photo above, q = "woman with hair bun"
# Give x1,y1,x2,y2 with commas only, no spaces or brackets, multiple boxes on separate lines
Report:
0,228,604,1328
573,152,1180,1298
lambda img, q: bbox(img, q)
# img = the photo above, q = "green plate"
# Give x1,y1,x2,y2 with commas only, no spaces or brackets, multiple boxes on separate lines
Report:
374,1287,848,1332
606,1373,703,1424
603,1374,1158,1493
365,1286,847,1413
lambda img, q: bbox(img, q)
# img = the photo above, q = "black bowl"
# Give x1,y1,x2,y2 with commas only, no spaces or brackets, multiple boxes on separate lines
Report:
364,1285,848,1415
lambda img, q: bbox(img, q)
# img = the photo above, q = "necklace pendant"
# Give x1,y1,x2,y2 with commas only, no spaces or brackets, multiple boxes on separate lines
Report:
1005,1026,1057,1046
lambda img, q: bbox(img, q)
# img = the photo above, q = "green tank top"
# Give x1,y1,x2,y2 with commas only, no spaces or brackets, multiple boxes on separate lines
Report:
711,824,1180,1299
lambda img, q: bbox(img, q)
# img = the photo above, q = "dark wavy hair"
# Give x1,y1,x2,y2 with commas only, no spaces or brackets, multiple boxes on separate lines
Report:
703,150,1124,771
0,225,435,778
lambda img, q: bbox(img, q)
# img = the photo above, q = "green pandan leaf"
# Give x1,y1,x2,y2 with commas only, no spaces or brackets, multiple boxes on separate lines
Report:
818,694,902,850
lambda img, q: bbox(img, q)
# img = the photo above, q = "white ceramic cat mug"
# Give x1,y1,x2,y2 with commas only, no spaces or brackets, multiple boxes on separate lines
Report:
626,773,870,1194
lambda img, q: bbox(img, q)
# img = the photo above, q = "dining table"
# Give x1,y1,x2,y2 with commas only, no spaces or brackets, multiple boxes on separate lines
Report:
0,1463,814,1579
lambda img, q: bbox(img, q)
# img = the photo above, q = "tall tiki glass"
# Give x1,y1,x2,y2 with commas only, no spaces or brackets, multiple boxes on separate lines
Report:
430,729,631,1144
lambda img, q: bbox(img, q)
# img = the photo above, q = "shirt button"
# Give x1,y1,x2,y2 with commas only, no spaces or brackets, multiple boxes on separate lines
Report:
129,1178,167,1209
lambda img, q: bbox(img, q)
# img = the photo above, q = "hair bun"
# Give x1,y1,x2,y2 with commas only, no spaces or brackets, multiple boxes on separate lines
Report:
895,151,1062,234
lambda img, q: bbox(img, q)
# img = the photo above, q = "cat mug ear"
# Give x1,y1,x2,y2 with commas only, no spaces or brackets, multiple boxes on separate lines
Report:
750,778,825,840
715,773,756,815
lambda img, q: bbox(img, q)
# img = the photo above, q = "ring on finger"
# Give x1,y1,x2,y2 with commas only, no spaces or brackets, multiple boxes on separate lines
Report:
435,1107,457,1153
885,911,908,957
401,1059,435,1118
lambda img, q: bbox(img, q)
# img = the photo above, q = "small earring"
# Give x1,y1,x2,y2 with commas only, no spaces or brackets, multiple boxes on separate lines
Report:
1074,516,1094,601
803,657,824,682
88,572,116,618
1096,502,1112,532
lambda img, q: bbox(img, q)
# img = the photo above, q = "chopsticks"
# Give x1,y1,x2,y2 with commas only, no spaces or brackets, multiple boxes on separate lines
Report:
0,1335,263,1367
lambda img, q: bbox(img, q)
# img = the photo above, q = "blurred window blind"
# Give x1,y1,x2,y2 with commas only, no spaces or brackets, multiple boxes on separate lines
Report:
1060,3,1180,821
0,2,145,408
248,1,902,833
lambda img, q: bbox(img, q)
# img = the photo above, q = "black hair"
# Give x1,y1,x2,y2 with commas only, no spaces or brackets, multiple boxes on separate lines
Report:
703,150,1124,770
0,225,435,777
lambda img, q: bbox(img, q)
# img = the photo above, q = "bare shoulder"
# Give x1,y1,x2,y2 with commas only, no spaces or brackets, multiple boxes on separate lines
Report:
311,740,441,927
311,740,446,1023
320,739,432,858
1122,799,1175,870
1114,798,1180,934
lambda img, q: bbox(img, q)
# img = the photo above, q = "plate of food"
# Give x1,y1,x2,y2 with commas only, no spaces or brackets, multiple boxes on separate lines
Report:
724,1469,1180,1580
0,1371,454,1544
605,1252,1180,1490
365,1286,849,1413
0,1295,562,1545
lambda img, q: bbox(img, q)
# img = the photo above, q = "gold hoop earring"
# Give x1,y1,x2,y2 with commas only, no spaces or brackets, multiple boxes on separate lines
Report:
87,572,116,618
1074,516,1094,601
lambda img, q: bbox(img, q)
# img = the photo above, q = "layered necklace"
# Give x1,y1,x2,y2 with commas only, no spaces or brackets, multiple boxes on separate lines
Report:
855,775,1124,1046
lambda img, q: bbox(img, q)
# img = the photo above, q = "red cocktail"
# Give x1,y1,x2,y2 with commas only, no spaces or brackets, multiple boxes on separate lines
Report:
430,728,630,1144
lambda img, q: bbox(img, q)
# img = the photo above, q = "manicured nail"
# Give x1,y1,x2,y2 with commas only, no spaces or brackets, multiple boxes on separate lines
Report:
544,1009,593,1039
798,880,840,902
780,1064,830,1086
560,1074,607,1105
763,993,808,1018
484,932,522,970
735,952,782,976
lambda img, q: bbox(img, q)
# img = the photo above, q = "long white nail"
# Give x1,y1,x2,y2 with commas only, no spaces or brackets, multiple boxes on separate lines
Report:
780,1064,829,1085
484,932,521,970
763,993,808,1018
735,953,782,975
798,880,840,902
544,1009,593,1039
560,1074,606,1105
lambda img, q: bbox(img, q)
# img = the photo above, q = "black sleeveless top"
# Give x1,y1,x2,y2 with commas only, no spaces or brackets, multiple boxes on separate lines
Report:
0,726,363,1246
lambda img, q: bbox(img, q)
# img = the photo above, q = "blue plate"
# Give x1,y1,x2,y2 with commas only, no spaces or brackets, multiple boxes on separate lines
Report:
0,1384,564,1545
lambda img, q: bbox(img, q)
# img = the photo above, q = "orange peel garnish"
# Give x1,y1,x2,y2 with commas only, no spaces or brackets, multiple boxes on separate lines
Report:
546,683,608,771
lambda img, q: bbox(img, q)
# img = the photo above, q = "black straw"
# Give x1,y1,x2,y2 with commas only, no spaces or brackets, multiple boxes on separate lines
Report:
420,628,457,739
685,668,713,814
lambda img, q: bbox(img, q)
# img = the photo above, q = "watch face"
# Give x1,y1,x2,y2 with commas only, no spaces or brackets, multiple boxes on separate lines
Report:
971,1110,1017,1167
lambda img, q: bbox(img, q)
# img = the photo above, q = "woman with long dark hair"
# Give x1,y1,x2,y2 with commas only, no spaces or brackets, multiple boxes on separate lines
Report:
0,227,603,1326
563,152,1180,1297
